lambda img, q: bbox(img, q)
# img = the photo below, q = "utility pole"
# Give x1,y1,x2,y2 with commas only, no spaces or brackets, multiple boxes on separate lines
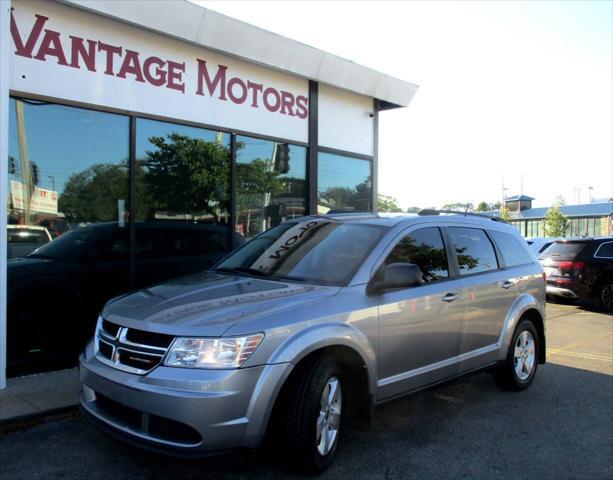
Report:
588,186,593,203
48,175,55,192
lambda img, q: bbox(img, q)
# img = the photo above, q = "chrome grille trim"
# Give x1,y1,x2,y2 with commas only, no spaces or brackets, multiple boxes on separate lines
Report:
94,317,173,375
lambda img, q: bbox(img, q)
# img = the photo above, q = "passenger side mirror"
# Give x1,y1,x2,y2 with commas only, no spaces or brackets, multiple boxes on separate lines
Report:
368,263,425,294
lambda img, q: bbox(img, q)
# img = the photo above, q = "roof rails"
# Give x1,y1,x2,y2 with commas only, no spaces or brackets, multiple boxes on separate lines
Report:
418,209,506,223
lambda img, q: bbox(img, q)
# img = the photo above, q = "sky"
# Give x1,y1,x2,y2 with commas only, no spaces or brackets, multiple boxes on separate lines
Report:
197,0,613,209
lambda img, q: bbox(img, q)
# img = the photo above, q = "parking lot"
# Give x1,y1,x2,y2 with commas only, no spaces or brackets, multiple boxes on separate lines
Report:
1,302,611,480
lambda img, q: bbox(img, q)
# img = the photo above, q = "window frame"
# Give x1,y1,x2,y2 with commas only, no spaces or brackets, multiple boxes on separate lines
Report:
368,224,458,288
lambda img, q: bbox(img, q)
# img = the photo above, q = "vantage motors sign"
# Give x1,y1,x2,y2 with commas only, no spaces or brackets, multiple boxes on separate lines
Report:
9,1,309,142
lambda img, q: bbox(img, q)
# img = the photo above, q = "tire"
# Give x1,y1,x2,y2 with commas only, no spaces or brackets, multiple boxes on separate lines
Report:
282,354,344,473
595,280,613,313
493,319,539,391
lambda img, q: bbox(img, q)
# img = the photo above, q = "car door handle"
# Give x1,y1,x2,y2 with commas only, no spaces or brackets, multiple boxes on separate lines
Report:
500,280,515,289
442,293,459,302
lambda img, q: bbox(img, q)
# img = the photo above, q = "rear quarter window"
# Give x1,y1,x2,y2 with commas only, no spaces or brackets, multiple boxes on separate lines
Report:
490,231,533,267
594,241,613,258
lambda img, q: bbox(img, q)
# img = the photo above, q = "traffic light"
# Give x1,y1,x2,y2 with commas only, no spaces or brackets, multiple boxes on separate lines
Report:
31,162,40,185
8,156,16,174
274,143,289,174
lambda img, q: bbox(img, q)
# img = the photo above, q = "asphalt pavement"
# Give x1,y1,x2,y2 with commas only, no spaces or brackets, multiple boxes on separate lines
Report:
1,302,611,480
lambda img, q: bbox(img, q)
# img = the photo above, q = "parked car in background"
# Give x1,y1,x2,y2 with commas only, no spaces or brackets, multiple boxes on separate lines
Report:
527,236,562,256
7,225,52,259
7,221,243,376
80,212,546,473
539,237,613,312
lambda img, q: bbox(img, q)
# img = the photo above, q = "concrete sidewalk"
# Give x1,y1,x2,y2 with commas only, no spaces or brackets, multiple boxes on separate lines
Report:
0,368,80,430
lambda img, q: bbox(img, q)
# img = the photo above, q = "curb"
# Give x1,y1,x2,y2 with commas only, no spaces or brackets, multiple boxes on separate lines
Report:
0,404,80,435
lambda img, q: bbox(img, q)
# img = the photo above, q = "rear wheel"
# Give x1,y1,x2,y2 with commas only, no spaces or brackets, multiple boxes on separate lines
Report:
493,319,539,390
282,354,344,473
595,280,613,313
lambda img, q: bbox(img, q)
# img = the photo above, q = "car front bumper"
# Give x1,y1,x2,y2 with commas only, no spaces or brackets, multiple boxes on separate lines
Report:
79,341,291,456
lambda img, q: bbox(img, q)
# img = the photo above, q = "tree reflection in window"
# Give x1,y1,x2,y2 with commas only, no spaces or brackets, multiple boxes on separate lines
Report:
448,227,498,275
385,228,449,282
139,134,230,223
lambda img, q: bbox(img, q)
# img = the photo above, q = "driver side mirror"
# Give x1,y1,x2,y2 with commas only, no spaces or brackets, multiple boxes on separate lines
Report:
368,263,424,294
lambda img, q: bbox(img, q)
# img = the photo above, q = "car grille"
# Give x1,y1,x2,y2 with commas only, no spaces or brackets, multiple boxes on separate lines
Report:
95,318,174,375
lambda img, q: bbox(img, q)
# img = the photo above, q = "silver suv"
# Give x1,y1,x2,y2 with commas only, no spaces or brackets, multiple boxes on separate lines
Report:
79,212,546,472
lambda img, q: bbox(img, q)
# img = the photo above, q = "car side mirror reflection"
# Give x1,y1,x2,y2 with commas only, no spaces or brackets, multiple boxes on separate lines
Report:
369,263,424,294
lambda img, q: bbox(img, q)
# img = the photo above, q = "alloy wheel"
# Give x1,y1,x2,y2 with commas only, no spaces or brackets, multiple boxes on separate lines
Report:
316,376,342,456
513,330,536,381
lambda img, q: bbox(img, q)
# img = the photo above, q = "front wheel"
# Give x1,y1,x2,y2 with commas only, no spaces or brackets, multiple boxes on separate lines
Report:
282,355,344,473
493,319,539,390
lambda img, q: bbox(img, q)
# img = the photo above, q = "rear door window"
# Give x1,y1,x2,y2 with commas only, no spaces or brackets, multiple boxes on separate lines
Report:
490,231,533,267
448,227,499,275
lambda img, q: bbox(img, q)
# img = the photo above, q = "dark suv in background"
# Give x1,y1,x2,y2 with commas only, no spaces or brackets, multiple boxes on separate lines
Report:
539,237,613,312
7,221,243,376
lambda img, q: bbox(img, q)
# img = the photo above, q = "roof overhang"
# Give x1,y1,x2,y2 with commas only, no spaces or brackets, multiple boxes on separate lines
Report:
57,0,418,108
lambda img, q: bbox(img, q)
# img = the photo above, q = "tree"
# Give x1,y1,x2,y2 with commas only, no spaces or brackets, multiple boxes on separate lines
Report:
141,134,231,221
377,194,403,212
59,163,130,223
500,205,511,221
544,205,569,237
476,201,490,212
320,179,372,212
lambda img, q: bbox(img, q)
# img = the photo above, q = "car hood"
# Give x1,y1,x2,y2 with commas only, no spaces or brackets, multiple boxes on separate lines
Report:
102,272,340,337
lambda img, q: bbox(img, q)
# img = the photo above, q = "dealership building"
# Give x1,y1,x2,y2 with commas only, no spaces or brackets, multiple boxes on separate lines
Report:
0,1,417,387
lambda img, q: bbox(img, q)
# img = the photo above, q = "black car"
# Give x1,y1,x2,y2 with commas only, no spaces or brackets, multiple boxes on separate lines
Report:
7,221,243,376
539,237,613,312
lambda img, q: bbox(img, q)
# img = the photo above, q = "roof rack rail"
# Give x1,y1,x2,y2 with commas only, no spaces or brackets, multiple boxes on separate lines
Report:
418,209,506,223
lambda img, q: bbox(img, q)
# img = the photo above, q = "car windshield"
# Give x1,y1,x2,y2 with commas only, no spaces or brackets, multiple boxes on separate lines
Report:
214,219,389,286
29,226,108,259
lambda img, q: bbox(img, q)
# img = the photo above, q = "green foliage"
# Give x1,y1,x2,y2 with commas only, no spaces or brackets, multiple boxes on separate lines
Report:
142,134,230,220
377,194,403,213
59,163,129,223
321,180,372,211
544,205,569,237
476,201,490,212
501,206,511,221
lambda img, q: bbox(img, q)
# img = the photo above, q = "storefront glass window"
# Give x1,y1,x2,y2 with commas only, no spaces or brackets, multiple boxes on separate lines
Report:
134,119,233,287
7,98,130,375
318,152,372,213
235,135,307,240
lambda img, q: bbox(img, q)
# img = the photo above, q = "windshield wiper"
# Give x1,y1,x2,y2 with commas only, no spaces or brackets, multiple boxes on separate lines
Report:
213,267,273,278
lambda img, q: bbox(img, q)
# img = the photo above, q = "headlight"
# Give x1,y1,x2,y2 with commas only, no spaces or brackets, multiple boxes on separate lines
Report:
164,334,264,369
